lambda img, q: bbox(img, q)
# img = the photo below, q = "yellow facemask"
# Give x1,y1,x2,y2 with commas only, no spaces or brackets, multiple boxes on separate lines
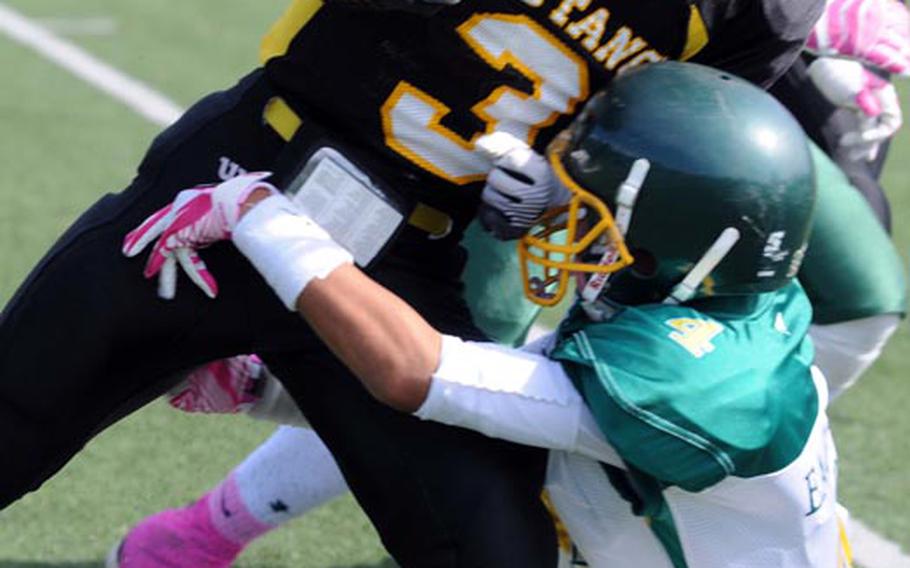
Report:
517,151,635,306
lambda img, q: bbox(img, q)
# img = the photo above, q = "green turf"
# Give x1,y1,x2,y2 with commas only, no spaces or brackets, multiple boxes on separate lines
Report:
0,0,908,565
0,403,391,567
3,0,288,105
827,97,910,551
0,32,157,296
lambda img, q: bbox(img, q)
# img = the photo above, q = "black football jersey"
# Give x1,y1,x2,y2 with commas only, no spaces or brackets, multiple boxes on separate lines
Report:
259,0,822,223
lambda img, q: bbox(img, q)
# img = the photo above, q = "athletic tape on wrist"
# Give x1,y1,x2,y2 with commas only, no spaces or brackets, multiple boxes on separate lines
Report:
233,195,353,309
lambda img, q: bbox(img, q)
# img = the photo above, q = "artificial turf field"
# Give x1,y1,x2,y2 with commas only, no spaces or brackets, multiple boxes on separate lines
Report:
0,1,907,565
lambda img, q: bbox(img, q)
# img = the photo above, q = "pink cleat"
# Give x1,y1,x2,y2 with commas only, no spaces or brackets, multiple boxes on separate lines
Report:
106,494,244,568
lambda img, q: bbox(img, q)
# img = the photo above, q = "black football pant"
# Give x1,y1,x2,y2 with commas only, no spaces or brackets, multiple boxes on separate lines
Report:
0,70,556,567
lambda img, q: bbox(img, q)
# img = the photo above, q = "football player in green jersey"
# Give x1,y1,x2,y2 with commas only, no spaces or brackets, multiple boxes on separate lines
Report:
125,62,849,567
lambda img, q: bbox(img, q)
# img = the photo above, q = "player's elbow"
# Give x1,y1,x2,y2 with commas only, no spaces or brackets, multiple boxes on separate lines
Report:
362,360,432,413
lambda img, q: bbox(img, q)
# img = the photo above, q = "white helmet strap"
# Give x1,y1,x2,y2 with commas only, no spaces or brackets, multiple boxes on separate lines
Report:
580,159,650,304
663,227,741,305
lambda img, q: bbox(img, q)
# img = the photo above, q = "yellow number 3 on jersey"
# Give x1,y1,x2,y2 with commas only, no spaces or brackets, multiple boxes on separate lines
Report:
381,13,589,185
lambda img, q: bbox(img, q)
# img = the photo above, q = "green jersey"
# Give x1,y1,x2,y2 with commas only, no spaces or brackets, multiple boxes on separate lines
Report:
550,282,836,567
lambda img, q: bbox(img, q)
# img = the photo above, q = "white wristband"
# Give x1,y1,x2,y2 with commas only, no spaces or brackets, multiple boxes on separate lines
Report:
233,194,353,310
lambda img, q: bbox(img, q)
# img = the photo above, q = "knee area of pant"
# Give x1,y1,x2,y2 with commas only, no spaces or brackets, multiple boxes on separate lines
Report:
810,314,901,352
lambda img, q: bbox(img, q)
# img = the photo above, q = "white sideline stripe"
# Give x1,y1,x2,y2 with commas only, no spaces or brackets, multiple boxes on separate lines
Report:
0,3,181,127
35,17,117,36
1,5,908,568
853,519,910,568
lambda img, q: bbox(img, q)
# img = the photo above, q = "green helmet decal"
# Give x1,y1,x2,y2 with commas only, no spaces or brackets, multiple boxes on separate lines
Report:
524,61,817,306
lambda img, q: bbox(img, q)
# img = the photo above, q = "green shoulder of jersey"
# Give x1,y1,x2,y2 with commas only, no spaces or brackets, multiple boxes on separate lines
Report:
551,281,819,492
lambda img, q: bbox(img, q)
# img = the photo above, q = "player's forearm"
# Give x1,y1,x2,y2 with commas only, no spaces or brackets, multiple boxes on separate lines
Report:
235,192,439,412
296,265,440,412
232,194,624,460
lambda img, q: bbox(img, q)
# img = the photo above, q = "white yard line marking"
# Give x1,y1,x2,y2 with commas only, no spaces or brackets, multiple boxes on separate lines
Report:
0,3,180,126
35,17,117,36
853,519,910,568
1,4,908,567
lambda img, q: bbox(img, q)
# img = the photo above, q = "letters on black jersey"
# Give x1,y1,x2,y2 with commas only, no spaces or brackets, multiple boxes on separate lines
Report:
378,1,702,185
263,0,703,204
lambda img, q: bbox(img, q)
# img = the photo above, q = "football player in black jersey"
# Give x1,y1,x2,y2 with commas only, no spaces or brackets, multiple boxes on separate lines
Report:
0,1,821,565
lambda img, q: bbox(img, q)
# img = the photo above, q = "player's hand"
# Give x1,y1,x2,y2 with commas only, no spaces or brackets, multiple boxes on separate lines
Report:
475,132,570,240
807,0,910,75
808,57,902,161
168,354,263,414
122,172,278,299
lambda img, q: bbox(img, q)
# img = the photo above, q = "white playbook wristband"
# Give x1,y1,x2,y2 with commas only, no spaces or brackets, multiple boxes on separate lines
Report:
233,194,353,310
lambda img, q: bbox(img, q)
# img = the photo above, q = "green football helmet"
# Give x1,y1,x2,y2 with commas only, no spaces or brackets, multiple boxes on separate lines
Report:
519,61,816,307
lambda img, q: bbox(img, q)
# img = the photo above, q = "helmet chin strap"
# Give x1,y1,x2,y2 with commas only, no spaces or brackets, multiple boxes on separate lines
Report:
580,159,650,305
663,227,741,305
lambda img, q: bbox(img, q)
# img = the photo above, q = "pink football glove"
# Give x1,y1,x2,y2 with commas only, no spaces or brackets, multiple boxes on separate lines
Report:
808,0,910,75
808,57,903,161
122,172,277,299
168,354,263,414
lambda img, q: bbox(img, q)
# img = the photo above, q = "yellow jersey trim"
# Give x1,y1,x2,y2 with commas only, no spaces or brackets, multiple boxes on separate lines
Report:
260,0,324,64
680,5,709,61
837,513,854,568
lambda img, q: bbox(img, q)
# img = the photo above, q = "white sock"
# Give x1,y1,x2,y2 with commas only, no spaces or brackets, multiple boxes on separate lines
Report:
233,425,349,527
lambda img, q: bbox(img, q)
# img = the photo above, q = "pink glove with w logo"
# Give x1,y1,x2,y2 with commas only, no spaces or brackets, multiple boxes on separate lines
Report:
122,172,277,299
